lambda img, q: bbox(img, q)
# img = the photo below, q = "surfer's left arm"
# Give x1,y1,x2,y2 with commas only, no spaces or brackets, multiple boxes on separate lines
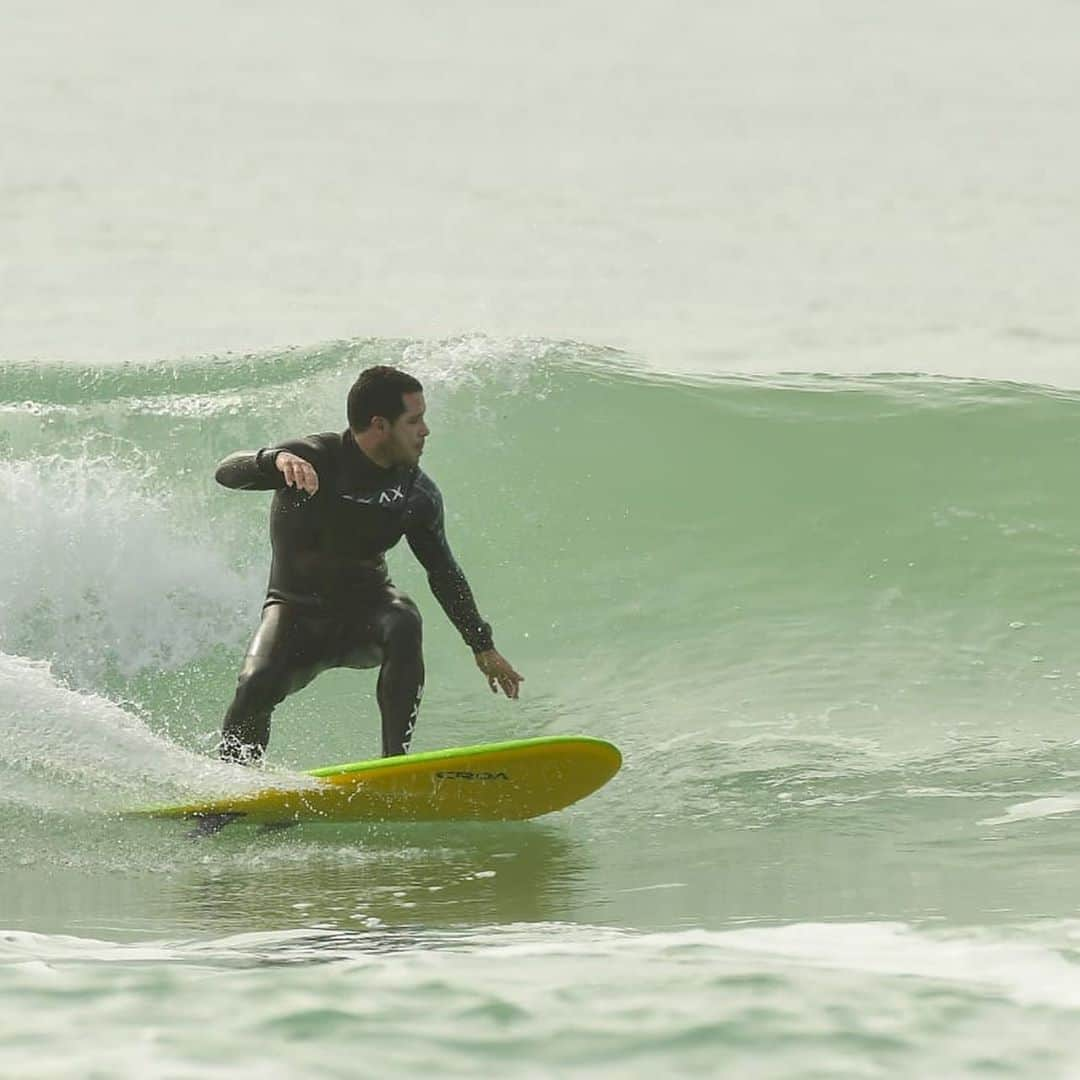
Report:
405,487,523,700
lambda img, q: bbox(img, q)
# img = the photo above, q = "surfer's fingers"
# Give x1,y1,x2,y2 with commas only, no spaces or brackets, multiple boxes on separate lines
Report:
278,453,318,493
290,461,319,493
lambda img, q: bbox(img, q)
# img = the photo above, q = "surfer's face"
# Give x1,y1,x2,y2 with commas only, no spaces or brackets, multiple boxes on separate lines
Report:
386,392,429,466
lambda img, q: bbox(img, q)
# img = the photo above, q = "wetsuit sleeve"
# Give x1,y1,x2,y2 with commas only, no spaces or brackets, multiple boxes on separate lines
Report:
214,436,330,491
406,488,495,654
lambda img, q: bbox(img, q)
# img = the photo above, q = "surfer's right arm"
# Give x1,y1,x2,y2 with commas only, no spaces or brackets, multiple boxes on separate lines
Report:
214,440,324,492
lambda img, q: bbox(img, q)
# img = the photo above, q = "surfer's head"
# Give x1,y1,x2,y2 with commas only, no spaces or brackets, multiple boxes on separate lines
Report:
348,366,428,468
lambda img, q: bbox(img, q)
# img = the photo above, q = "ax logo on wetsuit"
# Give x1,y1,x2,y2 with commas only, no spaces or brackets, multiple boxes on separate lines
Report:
340,485,406,508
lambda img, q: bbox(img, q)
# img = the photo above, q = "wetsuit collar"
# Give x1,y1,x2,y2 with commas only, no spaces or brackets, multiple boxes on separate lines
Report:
341,429,406,494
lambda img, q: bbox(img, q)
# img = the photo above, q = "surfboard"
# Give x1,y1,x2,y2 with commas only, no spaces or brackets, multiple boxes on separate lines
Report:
135,735,621,826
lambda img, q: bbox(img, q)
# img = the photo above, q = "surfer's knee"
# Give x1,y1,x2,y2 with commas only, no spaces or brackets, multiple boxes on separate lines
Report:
232,660,291,710
383,601,423,655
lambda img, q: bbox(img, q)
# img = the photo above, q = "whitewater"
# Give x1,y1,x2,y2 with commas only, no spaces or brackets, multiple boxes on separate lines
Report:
5,1,1080,1076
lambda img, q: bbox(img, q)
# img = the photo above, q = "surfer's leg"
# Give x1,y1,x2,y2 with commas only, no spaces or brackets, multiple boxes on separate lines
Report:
342,591,425,758
374,595,425,757
219,604,336,763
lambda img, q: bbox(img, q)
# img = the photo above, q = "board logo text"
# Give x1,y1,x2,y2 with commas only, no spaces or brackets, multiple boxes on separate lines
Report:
435,770,510,781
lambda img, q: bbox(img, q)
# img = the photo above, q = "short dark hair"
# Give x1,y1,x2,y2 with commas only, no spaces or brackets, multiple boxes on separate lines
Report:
347,366,423,431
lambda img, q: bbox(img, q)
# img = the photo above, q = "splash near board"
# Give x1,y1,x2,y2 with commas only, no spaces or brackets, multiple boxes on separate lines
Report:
135,736,621,826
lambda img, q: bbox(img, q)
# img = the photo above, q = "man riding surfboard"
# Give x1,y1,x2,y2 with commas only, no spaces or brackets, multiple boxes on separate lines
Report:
213,365,522,763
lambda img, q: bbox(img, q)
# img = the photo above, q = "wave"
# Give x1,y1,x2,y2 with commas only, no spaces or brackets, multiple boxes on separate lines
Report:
4,336,1080,828
4,918,1079,1009
2,920,1080,1077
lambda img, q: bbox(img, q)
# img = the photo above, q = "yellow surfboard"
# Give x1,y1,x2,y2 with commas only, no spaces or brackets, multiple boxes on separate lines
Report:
137,736,621,825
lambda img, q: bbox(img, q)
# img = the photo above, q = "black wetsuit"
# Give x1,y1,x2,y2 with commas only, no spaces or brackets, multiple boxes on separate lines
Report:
215,430,494,762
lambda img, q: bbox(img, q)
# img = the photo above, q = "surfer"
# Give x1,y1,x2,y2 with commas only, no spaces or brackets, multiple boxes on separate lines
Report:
213,365,523,763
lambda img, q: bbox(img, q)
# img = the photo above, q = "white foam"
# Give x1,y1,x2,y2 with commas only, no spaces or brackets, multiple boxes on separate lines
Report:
980,795,1080,826
0,453,260,684
0,651,288,808
444,921,1080,1013
706,921,1080,1010
6,918,1080,1025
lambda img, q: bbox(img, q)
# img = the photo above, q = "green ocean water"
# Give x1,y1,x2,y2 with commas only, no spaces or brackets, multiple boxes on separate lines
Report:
5,339,1080,1075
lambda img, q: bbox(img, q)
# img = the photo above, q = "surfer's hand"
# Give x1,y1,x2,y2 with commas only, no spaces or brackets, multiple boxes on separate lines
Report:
475,650,523,699
277,452,319,494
